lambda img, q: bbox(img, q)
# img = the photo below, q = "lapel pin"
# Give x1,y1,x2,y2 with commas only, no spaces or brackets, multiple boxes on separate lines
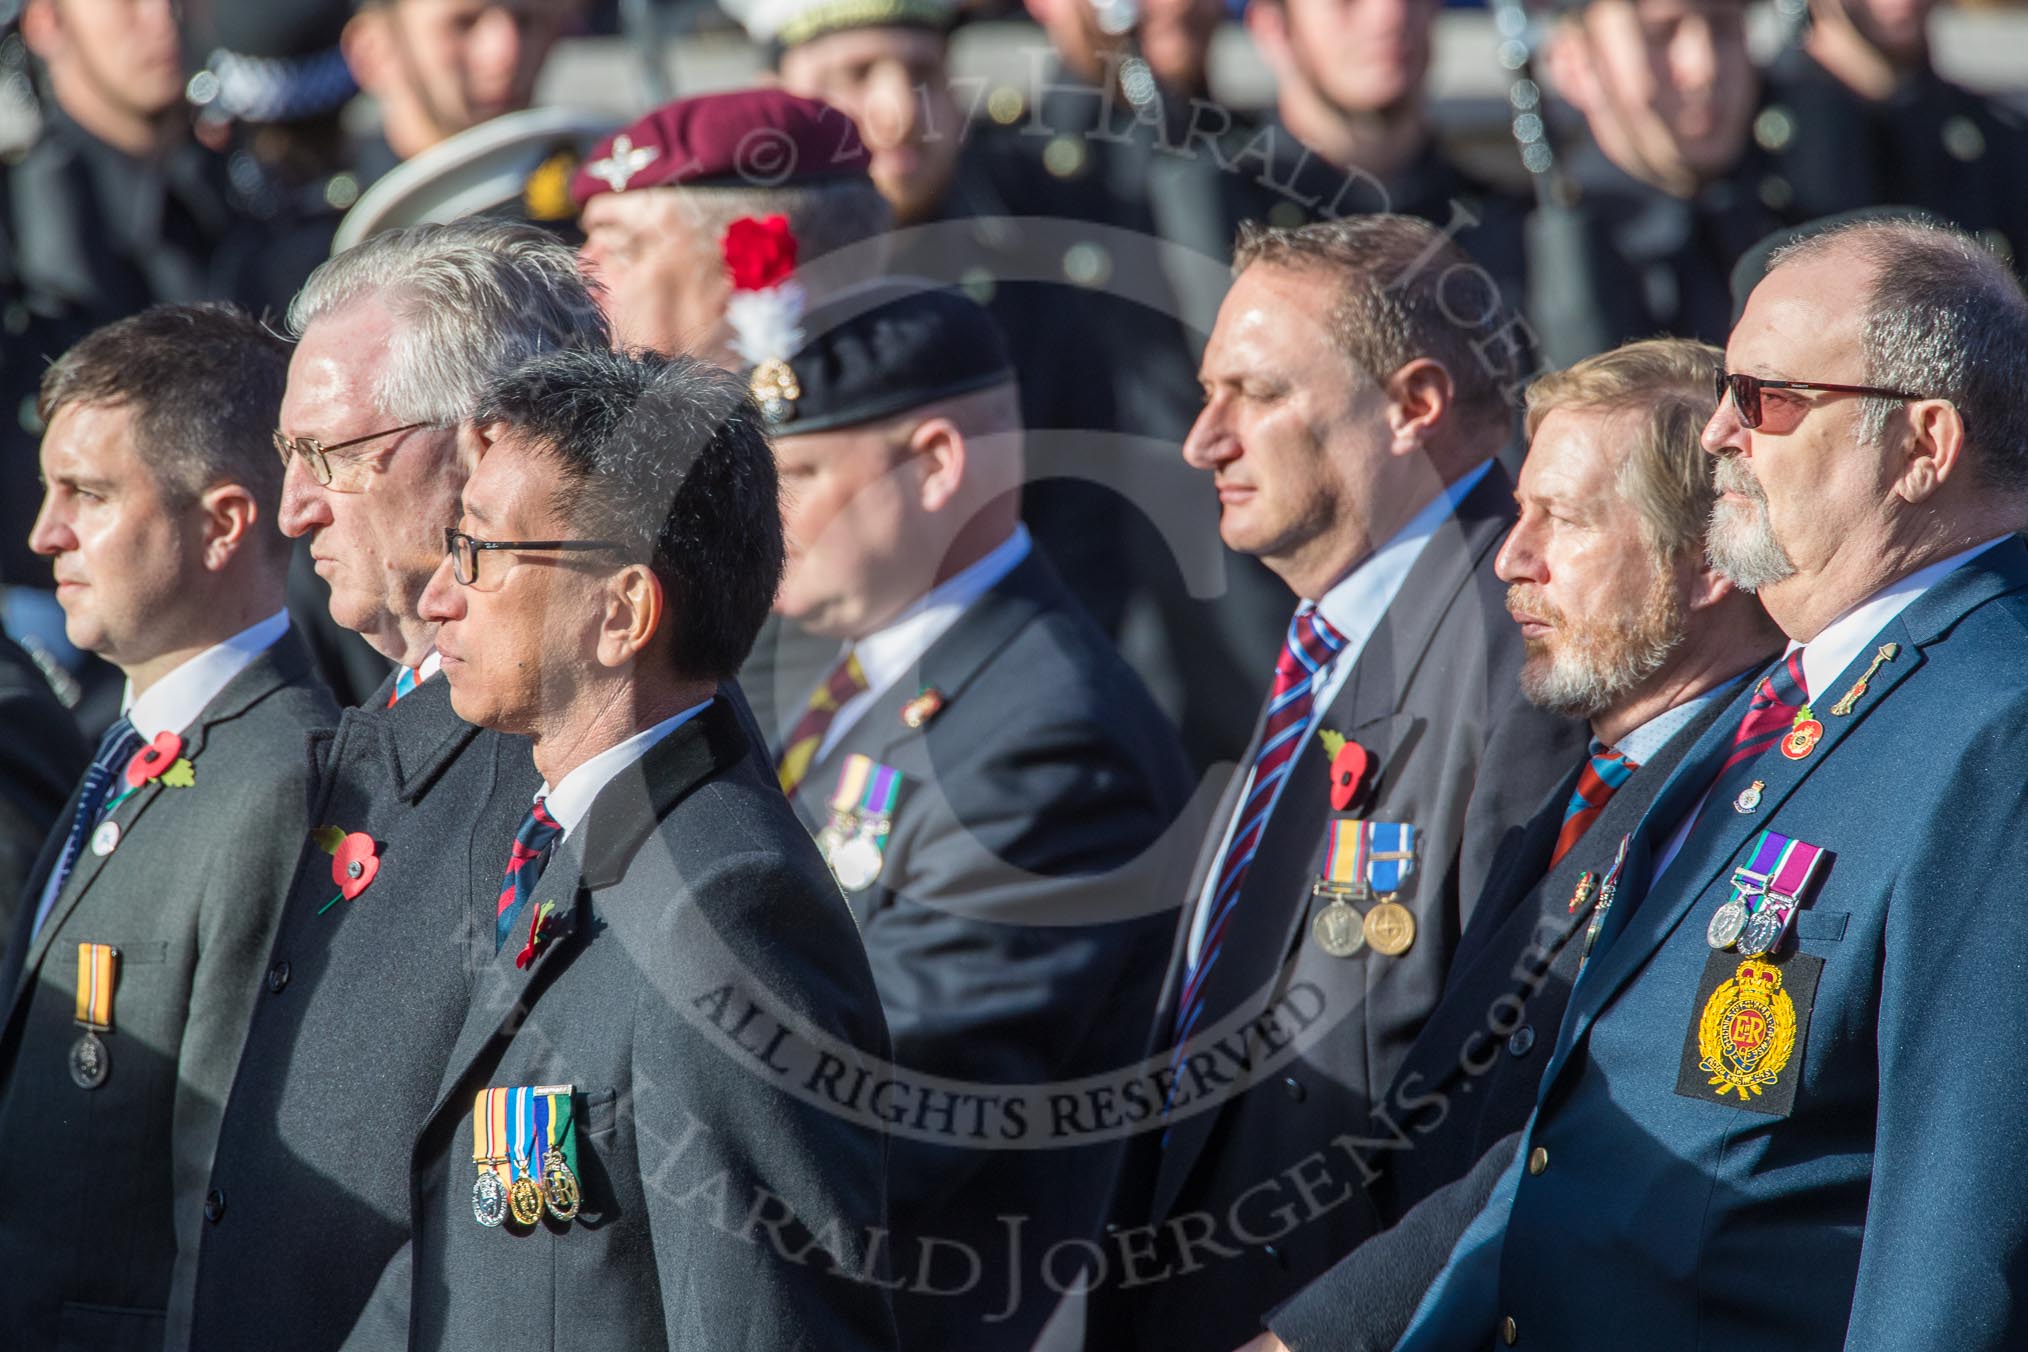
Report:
1734,780,1765,814
1830,642,1899,716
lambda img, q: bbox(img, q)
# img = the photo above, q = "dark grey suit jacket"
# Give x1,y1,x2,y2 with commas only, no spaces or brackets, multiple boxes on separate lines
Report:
0,630,335,1352
1101,466,1588,1352
781,551,1191,1352
390,696,899,1351
1262,689,1745,1352
0,633,85,933
186,671,542,1352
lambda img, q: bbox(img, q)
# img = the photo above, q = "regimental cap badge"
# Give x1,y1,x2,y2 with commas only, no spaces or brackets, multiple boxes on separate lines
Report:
585,133,658,192
723,215,806,426
750,358,802,425
522,145,583,220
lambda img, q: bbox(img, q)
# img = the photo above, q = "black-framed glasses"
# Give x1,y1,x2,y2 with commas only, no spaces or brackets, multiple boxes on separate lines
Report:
1715,370,1929,431
444,528,625,591
273,422,432,489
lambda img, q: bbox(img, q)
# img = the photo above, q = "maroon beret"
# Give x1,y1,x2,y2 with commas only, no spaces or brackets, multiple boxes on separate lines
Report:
569,88,871,206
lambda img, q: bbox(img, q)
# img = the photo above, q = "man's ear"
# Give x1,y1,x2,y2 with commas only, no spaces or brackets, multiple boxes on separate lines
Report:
340,9,391,95
1383,358,1454,456
1246,0,1296,80
908,416,968,514
1542,20,1599,114
197,483,261,572
599,563,662,669
1893,398,1969,506
19,0,64,64
1678,549,1739,614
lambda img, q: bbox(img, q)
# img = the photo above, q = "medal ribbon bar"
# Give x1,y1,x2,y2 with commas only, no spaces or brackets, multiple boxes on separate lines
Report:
74,943,117,1032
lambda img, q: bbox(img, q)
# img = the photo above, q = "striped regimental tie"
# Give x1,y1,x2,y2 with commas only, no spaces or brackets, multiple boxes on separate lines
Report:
34,716,144,936
1170,605,1347,1052
1549,742,1640,868
494,798,564,951
775,649,869,796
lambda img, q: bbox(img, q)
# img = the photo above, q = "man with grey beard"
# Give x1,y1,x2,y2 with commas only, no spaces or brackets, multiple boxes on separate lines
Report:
1244,335,1782,1352
1377,215,2028,1352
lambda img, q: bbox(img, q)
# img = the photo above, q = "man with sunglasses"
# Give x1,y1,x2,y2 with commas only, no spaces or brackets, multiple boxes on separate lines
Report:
1385,216,2028,1351
182,220,611,1352
383,346,899,1350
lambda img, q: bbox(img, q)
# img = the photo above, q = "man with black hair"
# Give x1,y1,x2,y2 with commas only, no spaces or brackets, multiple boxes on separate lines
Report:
397,346,899,1352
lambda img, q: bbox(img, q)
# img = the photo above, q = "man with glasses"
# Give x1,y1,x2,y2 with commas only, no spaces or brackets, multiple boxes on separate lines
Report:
384,345,899,1350
182,220,610,1352
0,304,336,1351
1386,216,2028,1351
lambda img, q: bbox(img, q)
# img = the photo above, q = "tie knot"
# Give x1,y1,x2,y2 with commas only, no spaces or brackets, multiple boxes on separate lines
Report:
1758,650,1810,710
517,798,563,851
1275,607,1346,686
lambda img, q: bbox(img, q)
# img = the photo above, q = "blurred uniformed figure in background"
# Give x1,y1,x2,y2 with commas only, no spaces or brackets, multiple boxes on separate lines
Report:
1758,0,2028,269
1524,0,1800,367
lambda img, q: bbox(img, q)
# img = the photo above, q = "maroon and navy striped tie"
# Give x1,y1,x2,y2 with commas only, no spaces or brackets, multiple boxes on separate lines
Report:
1550,742,1639,868
1171,606,1347,1051
1686,649,1810,833
495,797,563,951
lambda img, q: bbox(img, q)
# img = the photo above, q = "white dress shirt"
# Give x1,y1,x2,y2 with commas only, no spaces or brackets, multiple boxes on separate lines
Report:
538,698,716,840
34,609,291,926
810,525,1034,764
1184,461,1493,969
1652,535,2008,880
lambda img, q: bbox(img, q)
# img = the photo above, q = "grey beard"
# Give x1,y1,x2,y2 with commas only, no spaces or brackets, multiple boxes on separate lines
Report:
1706,494,1797,593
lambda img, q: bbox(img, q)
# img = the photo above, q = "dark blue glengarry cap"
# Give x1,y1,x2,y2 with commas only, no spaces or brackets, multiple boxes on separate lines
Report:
753,281,1015,436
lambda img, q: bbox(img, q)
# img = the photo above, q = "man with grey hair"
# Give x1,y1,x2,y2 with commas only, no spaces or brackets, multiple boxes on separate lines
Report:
181,219,610,1352
1388,217,2028,1351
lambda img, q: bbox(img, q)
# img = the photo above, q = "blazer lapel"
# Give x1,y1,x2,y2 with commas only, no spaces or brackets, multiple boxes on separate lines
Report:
425,698,749,1123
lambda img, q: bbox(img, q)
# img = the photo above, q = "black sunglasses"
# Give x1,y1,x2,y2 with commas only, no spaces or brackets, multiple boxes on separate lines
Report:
1715,370,1929,430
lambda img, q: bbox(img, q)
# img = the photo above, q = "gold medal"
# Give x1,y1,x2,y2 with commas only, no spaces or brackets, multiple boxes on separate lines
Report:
1311,898,1365,957
1363,900,1415,956
542,1147,582,1221
509,1176,544,1227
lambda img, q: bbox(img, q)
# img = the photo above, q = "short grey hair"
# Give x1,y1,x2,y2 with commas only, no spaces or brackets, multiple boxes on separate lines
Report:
1771,217,2028,492
664,179,893,273
286,219,611,425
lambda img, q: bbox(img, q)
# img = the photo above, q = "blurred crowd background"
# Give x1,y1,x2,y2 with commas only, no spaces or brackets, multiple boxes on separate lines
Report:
2,0,2024,768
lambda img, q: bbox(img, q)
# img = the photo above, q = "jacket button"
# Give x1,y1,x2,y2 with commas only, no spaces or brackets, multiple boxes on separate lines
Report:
266,961,290,994
1282,1076,1305,1103
204,1189,226,1223
1507,1025,1535,1057
1501,1315,1518,1344
1527,1146,1549,1176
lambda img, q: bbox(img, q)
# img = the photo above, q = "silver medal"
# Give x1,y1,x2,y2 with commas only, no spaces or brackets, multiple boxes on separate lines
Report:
1706,898,1749,950
472,1170,509,1227
830,833,884,892
90,820,120,857
69,1031,109,1089
1737,906,1785,958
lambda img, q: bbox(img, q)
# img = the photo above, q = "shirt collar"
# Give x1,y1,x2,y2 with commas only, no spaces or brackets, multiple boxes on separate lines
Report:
1790,536,2008,702
848,526,1033,701
1311,460,1491,636
124,610,290,740
1610,670,1749,766
537,698,715,838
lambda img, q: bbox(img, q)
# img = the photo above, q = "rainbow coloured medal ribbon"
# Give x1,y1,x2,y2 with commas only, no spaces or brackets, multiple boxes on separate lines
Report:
69,943,118,1090
471,1088,511,1227
822,754,903,893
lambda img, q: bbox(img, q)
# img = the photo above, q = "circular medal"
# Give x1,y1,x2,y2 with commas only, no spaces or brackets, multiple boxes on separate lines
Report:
830,834,883,892
1706,899,1748,950
1781,719,1823,760
90,820,121,858
1363,901,1416,957
1737,907,1785,958
508,1176,545,1227
68,1030,109,1090
1311,900,1365,958
542,1148,582,1221
472,1170,509,1228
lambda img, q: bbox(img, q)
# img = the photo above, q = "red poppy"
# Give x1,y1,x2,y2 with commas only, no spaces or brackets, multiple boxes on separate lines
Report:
1329,740,1371,812
332,832,380,900
722,214,797,291
125,731,184,789
515,902,559,970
